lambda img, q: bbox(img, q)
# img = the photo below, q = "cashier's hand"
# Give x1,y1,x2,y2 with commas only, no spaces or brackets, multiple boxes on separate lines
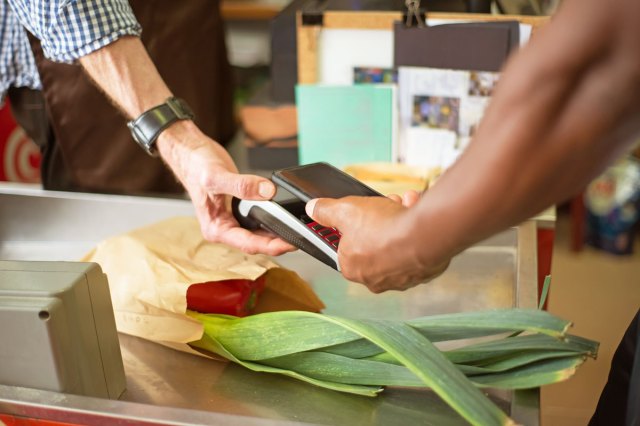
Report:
157,121,296,255
305,194,450,293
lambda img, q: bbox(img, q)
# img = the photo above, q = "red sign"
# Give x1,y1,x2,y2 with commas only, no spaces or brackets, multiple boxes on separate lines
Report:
0,100,41,183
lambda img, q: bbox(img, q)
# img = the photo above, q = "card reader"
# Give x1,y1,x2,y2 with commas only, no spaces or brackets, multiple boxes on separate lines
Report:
232,162,383,270
232,196,342,270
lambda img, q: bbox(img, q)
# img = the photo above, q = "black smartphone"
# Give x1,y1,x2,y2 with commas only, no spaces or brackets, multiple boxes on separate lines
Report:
271,162,382,201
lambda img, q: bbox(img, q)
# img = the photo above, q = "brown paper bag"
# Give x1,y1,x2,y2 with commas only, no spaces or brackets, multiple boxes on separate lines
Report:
82,216,324,354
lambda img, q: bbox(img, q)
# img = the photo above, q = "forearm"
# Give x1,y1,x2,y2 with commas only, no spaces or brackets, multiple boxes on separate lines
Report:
79,36,171,119
7,2,288,254
403,0,640,265
77,36,226,175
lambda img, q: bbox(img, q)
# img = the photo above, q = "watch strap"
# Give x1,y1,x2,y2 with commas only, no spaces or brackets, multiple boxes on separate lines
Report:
127,97,195,156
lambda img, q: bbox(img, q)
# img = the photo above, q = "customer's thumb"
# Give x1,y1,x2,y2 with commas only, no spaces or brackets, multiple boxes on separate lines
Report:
306,198,340,228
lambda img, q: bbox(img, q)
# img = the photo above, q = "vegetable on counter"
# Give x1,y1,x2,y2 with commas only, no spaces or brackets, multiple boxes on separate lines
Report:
186,275,266,316
188,308,598,426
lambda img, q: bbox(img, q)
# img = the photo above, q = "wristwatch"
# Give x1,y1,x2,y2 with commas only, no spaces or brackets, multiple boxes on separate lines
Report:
127,97,195,156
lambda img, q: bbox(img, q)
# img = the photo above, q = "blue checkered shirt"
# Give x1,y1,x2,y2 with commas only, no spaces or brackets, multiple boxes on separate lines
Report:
1,0,141,103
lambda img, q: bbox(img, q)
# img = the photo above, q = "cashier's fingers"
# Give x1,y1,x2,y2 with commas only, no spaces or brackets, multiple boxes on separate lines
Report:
402,190,421,208
387,194,402,203
200,169,277,201
218,226,296,256
253,229,298,251
203,217,296,256
190,190,295,255
387,191,420,207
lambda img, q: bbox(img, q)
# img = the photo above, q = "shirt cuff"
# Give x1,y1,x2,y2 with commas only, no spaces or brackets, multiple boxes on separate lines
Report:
41,0,142,63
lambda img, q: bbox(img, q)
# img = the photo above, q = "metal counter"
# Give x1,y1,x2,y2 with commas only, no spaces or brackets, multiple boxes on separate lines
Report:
0,183,539,425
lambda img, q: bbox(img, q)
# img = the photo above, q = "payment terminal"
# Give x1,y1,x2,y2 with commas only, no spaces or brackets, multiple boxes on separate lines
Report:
232,162,381,270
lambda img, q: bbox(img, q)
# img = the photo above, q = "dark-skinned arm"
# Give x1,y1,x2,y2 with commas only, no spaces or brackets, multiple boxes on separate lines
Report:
307,0,640,292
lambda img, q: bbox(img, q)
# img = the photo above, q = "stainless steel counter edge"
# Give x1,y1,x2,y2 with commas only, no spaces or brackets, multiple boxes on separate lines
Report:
0,384,312,426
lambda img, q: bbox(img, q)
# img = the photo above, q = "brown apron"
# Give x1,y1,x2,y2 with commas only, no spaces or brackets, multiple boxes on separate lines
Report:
29,0,236,195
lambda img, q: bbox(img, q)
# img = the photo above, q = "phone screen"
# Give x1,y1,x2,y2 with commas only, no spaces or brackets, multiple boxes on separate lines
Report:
273,162,382,202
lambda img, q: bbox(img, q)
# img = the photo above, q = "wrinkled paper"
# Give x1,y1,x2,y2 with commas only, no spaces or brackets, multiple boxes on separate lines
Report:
82,216,325,354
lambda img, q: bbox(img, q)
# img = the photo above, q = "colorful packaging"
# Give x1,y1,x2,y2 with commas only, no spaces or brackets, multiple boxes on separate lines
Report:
0,100,41,183
585,157,640,255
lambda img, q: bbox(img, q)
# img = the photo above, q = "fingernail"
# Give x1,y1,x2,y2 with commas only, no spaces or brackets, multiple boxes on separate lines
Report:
305,199,317,217
258,182,274,198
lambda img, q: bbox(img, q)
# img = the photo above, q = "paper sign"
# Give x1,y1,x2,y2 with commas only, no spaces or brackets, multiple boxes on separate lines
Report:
296,84,396,167
398,67,498,166
319,29,394,85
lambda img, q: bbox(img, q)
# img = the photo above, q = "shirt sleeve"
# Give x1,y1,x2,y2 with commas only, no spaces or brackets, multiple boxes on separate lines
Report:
6,0,141,63
0,2,42,98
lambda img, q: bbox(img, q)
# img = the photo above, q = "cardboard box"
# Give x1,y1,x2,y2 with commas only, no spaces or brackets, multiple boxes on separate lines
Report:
240,83,299,170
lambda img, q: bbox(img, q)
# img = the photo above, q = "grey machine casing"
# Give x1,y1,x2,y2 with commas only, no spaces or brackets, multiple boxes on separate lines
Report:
0,261,126,399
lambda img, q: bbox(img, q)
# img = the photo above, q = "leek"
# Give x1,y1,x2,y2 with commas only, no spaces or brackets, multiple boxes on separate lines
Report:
188,308,598,426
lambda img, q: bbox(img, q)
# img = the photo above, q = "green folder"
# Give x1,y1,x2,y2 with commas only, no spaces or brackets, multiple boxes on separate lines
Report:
296,85,395,168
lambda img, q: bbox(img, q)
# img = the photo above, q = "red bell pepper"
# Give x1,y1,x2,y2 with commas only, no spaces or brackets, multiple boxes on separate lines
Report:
186,275,266,316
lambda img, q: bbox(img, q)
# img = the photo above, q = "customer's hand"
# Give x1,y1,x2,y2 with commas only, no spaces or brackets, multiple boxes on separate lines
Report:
157,121,295,255
305,193,450,293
